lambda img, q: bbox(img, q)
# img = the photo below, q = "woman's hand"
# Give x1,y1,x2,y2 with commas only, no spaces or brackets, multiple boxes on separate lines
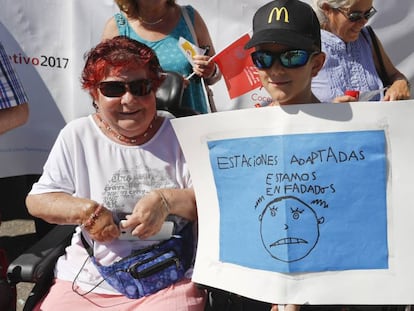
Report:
383,79,411,101
192,54,217,79
82,204,120,242
121,191,169,240
332,95,359,103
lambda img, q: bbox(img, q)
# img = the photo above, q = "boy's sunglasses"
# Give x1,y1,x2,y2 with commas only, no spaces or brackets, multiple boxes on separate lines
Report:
98,79,152,97
251,50,317,70
336,7,377,22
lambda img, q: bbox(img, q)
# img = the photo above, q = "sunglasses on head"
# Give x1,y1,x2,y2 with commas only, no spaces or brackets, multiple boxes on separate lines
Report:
337,6,377,22
251,50,317,70
98,79,152,98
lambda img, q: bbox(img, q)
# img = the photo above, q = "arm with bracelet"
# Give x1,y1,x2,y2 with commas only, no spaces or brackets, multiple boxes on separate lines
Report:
26,192,120,242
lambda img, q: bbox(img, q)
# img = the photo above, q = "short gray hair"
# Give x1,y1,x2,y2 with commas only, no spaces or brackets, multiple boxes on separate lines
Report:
312,0,354,25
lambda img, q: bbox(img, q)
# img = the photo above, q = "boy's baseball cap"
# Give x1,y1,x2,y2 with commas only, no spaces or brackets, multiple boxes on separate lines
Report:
245,0,321,51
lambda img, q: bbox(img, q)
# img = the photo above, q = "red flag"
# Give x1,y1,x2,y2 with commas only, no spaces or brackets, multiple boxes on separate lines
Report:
213,33,261,99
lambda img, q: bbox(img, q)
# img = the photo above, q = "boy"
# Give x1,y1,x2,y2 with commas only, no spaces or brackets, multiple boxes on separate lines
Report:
248,1,324,309
206,1,325,310
245,0,325,106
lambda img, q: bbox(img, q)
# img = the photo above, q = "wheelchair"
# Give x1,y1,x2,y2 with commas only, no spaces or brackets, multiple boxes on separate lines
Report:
1,249,15,311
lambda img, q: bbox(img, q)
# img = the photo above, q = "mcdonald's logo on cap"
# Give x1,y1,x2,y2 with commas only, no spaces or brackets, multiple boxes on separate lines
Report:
244,0,321,51
268,6,289,23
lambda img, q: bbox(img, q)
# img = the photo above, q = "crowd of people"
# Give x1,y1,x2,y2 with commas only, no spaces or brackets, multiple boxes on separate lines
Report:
1,0,412,310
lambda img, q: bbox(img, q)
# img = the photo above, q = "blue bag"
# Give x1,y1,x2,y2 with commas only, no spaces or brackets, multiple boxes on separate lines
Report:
80,223,194,299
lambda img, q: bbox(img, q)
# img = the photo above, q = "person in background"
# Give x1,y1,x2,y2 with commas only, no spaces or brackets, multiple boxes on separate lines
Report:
0,41,28,135
102,0,221,114
311,0,411,103
0,39,29,311
25,36,205,310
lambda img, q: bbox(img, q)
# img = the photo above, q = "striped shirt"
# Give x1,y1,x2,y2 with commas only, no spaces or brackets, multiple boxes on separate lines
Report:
0,41,28,109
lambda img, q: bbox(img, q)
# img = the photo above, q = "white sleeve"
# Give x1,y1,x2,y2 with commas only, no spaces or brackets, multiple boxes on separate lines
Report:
30,128,75,195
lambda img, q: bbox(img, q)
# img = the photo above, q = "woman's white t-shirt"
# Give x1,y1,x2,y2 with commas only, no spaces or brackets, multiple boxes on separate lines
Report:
30,113,191,294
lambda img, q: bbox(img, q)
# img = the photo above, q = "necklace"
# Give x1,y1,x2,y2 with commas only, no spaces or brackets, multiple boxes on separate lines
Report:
137,8,169,26
95,114,157,144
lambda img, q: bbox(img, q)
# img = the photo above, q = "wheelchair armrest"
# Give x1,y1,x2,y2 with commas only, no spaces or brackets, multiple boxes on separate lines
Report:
7,224,75,285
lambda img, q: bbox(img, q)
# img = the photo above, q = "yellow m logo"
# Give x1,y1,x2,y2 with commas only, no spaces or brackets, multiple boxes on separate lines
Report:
268,7,289,23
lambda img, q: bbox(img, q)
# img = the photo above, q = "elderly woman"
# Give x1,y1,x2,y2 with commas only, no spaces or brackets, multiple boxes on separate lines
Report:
26,36,205,310
311,0,410,102
102,0,221,114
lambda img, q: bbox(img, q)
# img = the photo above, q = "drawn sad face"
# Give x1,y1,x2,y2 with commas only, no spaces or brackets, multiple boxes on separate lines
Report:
259,196,323,262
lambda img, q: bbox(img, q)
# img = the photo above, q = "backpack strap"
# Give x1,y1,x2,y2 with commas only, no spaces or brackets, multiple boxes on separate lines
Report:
180,6,198,45
80,231,94,257
366,25,390,86
180,5,218,112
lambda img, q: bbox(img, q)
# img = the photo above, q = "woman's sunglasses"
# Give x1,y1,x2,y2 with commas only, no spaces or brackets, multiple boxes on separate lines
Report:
98,79,152,98
251,50,317,70
336,7,377,22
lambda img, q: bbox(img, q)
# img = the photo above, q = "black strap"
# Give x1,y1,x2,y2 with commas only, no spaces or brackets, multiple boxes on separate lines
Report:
366,26,390,86
80,232,94,257
201,285,271,311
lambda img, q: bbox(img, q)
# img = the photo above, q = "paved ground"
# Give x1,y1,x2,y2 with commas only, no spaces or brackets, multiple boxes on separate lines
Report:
0,219,37,311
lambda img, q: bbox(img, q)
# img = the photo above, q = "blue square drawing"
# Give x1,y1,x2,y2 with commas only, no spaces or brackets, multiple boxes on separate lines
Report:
208,130,388,273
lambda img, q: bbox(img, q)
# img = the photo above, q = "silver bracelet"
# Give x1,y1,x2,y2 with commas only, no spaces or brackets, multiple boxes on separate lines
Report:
155,190,170,214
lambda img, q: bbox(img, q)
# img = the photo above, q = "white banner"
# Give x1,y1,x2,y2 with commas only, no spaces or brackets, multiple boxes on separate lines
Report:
0,0,413,177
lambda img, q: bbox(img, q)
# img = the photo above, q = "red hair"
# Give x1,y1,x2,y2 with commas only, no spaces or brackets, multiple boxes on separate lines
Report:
81,36,165,92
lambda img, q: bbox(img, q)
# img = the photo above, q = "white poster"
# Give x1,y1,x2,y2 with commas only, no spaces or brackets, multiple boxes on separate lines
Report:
171,101,414,304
